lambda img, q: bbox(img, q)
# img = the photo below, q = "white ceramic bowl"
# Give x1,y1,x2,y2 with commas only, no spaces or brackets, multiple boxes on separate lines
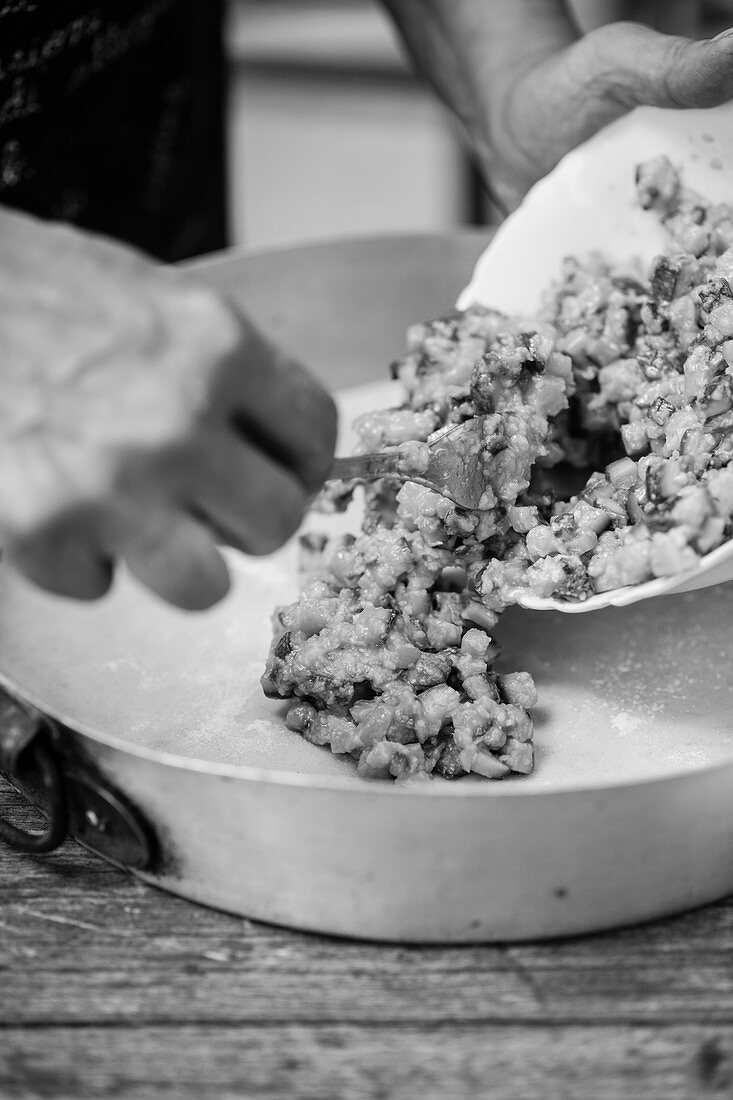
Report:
457,101,733,612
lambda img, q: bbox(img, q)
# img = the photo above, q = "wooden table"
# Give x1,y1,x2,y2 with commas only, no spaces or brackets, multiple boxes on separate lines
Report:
3,235,733,1098
2,784,733,1100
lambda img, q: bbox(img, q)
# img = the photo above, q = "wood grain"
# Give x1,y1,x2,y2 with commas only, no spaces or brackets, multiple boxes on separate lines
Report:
3,1024,733,1100
3,781,733,1099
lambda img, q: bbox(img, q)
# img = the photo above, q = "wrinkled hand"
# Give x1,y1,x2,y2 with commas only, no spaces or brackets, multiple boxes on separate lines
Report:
491,21,733,208
0,209,337,609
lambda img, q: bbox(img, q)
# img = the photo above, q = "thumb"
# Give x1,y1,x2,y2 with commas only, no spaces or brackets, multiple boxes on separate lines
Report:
582,22,733,110
496,22,733,207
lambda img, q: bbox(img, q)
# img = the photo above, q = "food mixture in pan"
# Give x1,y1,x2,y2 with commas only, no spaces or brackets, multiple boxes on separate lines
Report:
262,158,733,782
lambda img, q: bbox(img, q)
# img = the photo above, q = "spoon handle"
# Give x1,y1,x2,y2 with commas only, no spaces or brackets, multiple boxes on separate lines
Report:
329,453,402,483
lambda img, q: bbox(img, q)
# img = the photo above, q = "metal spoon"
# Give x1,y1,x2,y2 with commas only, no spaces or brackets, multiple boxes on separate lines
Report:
329,415,497,511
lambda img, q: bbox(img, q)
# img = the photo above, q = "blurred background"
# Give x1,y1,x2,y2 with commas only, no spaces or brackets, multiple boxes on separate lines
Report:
226,0,479,249
226,0,733,250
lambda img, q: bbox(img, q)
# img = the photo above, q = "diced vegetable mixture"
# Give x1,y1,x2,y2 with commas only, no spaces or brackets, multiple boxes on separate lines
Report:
262,158,733,782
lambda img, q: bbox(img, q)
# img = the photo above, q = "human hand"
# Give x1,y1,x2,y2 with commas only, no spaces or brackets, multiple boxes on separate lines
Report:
384,0,733,211
483,17,733,209
0,209,337,609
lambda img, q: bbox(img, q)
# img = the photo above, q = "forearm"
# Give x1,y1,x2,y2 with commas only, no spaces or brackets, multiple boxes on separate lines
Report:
382,0,579,207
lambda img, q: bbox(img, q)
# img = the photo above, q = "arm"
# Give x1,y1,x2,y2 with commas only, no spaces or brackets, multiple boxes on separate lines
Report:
383,0,733,210
0,208,336,609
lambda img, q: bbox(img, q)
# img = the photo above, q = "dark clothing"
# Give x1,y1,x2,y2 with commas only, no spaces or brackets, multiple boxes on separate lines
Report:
0,0,226,260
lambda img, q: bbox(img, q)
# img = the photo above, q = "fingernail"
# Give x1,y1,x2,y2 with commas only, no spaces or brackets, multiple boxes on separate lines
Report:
713,26,733,41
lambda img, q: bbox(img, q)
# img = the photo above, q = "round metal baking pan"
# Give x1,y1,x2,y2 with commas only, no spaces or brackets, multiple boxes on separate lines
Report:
2,232,733,942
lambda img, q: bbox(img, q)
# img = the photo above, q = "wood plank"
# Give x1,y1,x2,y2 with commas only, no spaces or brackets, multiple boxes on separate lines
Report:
2,1023,733,1100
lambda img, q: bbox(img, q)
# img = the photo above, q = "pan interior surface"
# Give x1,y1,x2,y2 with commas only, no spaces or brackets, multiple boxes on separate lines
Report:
0,384,732,792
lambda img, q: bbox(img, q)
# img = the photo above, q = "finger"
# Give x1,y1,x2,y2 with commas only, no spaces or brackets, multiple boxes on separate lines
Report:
5,524,113,602
584,23,733,111
501,23,733,205
116,509,231,611
645,28,733,110
187,430,307,556
213,319,338,495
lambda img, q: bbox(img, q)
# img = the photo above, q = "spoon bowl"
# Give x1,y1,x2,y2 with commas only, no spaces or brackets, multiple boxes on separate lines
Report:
329,415,500,510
